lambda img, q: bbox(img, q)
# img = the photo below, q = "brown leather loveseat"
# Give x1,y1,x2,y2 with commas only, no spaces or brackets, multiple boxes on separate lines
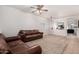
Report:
18,30,43,42
0,34,42,54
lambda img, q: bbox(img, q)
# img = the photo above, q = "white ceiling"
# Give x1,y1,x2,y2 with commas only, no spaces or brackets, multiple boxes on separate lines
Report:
7,5,79,19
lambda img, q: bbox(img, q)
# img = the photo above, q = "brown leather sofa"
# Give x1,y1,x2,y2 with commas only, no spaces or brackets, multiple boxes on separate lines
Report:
0,34,42,54
18,30,43,42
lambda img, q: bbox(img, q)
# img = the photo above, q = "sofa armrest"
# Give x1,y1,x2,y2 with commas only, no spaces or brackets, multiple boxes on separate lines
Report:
39,32,43,34
27,45,42,54
5,36,20,42
18,33,25,36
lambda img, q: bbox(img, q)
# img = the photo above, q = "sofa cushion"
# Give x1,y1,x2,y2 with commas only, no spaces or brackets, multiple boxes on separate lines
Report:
0,38,9,53
19,30,39,35
26,34,41,38
6,36,20,42
26,30,39,35
8,40,30,54
7,40,24,47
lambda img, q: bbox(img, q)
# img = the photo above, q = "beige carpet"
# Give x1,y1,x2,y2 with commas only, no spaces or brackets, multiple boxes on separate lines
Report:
26,34,79,54
63,35,79,54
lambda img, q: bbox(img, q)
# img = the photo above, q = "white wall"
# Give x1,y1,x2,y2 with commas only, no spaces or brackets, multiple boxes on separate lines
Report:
0,6,49,37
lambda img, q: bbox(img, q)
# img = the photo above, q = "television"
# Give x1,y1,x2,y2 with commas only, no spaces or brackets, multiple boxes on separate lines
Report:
67,29,74,34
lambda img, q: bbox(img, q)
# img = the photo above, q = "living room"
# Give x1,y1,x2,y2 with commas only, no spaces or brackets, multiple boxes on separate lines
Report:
1,5,79,54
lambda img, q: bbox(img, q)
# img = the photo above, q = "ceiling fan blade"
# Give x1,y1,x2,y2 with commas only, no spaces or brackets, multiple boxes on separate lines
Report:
40,5,44,8
32,9,38,13
41,9,48,11
36,5,44,8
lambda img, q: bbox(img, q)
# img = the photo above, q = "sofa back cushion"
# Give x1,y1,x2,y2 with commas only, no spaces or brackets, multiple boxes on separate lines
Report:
0,33,5,39
0,34,9,53
19,30,39,35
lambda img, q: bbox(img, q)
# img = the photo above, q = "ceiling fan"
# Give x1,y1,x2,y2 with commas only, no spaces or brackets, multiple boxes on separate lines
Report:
30,5,48,14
